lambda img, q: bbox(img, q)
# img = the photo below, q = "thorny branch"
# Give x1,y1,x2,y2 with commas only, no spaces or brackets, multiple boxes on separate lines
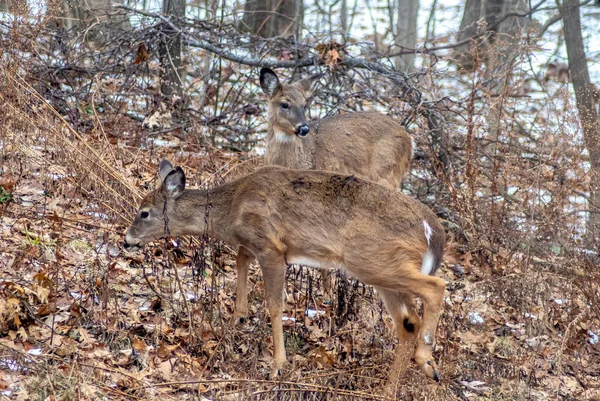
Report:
118,5,451,167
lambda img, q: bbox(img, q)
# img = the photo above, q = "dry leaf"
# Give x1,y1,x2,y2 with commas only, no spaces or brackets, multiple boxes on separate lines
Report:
133,337,147,352
157,342,179,359
133,43,149,64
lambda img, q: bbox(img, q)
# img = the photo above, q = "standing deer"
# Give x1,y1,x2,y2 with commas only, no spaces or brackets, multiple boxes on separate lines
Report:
259,68,413,189
259,67,414,300
124,160,446,383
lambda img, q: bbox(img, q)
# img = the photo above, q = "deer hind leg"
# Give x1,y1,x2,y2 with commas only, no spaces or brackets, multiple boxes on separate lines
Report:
375,287,421,390
233,246,254,324
258,251,287,377
320,269,333,303
408,274,446,381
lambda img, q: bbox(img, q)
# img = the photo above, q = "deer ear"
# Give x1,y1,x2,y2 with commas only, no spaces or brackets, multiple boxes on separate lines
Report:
158,159,175,182
296,73,324,95
260,68,282,97
162,167,186,199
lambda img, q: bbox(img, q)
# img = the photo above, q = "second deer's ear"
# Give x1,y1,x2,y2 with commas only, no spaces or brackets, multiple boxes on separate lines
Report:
162,167,186,199
260,68,282,97
159,159,175,182
297,72,324,94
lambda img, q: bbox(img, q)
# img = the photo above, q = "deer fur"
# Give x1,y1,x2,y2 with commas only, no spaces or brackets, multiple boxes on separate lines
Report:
124,160,446,383
260,67,415,302
259,68,413,190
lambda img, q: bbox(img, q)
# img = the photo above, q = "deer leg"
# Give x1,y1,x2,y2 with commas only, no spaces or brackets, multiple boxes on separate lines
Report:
320,269,333,303
408,274,446,381
233,246,254,324
258,251,287,377
375,287,421,391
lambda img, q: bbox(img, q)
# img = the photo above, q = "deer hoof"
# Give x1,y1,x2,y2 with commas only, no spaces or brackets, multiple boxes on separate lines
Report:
416,357,440,381
268,366,281,380
232,312,247,325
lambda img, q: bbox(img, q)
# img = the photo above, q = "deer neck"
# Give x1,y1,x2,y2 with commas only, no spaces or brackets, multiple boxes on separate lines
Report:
264,122,313,169
168,188,233,241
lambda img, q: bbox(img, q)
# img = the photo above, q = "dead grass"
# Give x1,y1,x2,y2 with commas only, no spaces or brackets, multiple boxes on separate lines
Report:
1,13,600,401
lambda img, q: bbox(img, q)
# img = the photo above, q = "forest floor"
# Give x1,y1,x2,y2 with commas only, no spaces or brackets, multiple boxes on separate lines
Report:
1,125,600,401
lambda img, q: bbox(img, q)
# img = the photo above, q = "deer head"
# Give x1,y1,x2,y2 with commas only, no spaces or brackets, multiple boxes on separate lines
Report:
123,159,193,251
260,68,322,140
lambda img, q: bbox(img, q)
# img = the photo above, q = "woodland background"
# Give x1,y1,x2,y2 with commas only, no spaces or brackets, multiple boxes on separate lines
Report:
1,0,600,399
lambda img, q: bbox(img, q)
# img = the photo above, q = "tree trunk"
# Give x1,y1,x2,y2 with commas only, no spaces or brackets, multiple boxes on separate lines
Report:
562,0,600,248
0,0,28,14
485,0,530,138
394,0,419,72
454,0,486,71
242,0,302,38
159,0,185,98
341,0,348,39
453,0,508,71
53,0,128,39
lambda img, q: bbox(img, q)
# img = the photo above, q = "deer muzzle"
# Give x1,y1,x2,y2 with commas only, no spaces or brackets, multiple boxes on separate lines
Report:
295,124,310,137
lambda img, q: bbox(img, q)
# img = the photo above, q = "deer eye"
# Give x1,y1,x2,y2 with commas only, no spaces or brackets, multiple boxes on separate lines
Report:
140,211,149,219
281,102,290,110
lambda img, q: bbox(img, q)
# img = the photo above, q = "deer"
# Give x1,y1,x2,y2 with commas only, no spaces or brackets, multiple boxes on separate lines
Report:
259,68,413,189
124,159,446,384
259,67,415,302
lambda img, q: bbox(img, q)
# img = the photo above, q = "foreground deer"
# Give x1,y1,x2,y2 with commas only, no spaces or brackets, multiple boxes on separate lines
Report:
260,68,414,297
124,160,446,383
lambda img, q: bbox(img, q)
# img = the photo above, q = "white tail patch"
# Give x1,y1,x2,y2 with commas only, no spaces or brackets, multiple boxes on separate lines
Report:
423,220,432,245
400,302,409,317
421,249,435,275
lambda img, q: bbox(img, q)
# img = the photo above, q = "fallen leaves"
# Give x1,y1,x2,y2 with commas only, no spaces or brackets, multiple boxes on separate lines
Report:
316,41,344,71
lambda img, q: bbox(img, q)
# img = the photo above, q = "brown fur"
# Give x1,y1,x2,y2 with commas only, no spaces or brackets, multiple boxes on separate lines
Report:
125,161,446,384
260,68,413,190
260,68,415,302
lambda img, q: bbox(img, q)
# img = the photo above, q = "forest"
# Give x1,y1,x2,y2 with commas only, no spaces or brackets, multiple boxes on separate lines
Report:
1,0,599,399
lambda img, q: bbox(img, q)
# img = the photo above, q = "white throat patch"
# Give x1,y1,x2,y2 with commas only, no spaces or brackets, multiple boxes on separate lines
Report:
273,129,295,143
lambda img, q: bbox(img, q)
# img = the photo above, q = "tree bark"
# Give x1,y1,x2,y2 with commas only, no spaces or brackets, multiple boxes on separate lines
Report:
52,0,128,39
0,0,27,14
159,0,185,98
242,0,302,38
394,0,419,72
562,0,600,248
341,0,348,39
453,0,514,71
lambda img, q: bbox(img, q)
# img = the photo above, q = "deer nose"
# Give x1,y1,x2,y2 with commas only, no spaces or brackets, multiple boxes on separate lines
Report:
295,124,310,137
123,239,140,252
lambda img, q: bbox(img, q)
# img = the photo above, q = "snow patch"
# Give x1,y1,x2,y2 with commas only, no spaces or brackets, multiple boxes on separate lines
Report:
589,330,599,345
305,309,325,318
27,348,43,356
468,312,484,325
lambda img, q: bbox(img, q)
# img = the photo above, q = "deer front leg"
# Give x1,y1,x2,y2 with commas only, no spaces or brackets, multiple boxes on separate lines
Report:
259,251,287,377
233,247,254,324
